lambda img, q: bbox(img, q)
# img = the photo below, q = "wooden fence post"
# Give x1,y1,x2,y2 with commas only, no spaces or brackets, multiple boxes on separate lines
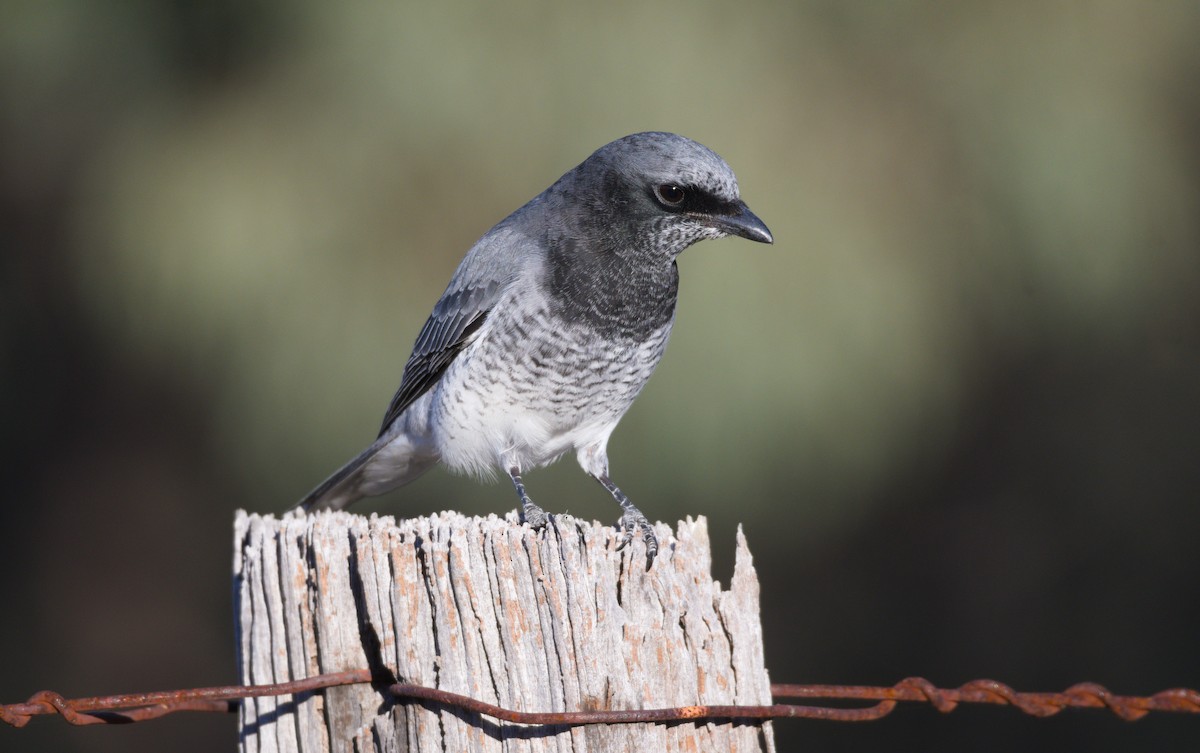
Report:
234,510,775,752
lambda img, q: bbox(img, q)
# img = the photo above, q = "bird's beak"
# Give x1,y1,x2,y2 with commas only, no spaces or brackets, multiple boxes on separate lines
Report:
709,201,773,244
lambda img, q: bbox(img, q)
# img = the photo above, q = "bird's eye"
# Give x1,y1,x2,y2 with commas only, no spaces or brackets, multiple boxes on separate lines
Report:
655,184,685,206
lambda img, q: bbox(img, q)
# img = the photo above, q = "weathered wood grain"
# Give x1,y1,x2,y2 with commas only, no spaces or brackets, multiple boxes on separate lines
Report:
234,510,775,752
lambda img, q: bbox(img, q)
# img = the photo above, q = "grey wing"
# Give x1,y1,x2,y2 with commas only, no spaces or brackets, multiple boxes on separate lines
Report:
377,279,502,436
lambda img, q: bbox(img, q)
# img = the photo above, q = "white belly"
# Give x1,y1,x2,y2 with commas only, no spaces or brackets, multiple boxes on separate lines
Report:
425,320,669,478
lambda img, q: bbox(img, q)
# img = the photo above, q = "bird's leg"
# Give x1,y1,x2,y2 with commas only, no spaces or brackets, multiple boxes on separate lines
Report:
594,474,659,568
507,467,549,528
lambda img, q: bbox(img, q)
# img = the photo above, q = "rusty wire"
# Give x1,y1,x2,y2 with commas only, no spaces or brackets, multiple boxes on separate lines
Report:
0,671,371,727
3,671,1198,729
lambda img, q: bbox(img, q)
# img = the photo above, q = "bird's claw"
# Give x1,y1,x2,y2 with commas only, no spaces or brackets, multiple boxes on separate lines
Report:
521,500,549,529
615,510,658,568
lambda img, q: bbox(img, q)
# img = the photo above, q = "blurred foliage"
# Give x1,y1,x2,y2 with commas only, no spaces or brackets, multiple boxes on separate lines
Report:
3,2,1199,751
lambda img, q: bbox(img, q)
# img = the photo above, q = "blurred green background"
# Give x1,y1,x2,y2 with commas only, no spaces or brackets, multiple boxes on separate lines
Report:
3,2,1199,751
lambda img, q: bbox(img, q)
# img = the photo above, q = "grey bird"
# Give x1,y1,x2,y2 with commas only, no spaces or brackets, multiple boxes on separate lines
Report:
296,132,772,565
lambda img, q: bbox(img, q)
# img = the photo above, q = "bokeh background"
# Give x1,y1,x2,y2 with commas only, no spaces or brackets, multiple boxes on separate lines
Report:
4,2,1199,751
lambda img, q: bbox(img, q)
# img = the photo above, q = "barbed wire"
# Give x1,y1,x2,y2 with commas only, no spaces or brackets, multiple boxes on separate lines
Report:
3,670,1198,729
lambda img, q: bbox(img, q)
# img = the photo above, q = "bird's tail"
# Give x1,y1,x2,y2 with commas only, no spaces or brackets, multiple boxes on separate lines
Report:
293,434,436,512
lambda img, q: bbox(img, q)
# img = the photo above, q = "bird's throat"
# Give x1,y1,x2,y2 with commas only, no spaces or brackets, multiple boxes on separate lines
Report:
545,241,678,342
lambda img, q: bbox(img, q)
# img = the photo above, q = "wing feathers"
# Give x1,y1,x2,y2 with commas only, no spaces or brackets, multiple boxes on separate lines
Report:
377,281,500,435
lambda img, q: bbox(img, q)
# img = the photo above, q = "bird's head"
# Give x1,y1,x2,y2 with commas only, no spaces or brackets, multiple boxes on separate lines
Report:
563,132,773,255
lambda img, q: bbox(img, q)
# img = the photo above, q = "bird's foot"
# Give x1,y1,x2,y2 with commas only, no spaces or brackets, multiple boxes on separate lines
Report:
616,508,659,568
521,499,549,529
509,467,549,529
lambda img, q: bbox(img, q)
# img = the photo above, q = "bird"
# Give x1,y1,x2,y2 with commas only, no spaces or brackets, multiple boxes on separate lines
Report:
295,132,772,566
